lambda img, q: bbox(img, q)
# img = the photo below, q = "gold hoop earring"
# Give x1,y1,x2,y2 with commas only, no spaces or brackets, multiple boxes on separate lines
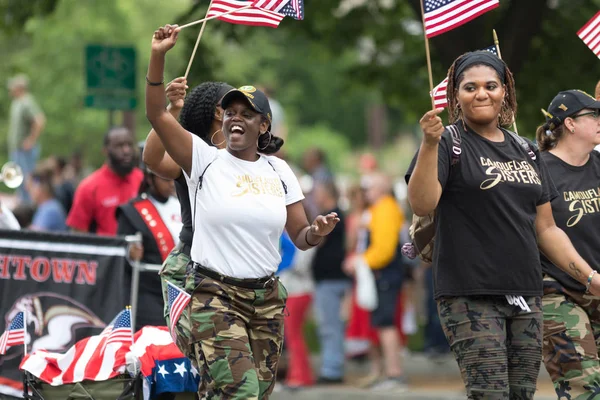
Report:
210,129,225,147
258,131,271,151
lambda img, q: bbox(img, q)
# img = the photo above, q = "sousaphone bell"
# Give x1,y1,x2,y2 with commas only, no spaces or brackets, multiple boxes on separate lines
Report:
0,162,24,189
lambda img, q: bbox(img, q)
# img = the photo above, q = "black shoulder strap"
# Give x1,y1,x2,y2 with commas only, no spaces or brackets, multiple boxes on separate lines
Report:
505,130,538,164
267,160,288,195
447,124,462,166
192,160,214,231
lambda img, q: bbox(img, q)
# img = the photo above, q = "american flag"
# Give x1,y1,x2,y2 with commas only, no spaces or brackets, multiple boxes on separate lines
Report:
0,311,25,355
207,0,284,28
20,309,133,385
252,0,304,20
101,308,132,349
423,0,500,38
431,45,498,108
577,11,600,59
167,281,191,343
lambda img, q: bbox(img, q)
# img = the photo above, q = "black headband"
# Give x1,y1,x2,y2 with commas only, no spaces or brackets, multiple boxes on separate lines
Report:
454,51,506,84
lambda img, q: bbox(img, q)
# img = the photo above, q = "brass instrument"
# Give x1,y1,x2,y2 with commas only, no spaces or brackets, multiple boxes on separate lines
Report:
0,162,24,189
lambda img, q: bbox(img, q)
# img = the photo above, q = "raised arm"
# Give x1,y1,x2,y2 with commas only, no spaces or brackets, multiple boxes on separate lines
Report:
143,77,187,180
536,202,600,295
145,25,193,176
407,108,445,216
285,201,340,251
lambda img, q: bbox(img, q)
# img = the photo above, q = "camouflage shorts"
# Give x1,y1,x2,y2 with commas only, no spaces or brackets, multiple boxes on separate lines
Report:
187,270,288,400
159,242,193,357
542,276,600,399
438,295,542,400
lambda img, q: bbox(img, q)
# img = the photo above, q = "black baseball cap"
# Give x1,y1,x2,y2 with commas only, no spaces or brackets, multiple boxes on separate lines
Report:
544,90,600,128
221,85,272,132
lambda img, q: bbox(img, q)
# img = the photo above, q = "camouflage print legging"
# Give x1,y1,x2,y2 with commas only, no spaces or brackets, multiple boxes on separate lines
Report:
438,295,543,400
542,276,600,400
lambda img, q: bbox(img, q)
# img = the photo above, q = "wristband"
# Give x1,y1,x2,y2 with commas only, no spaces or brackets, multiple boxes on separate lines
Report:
146,76,164,86
586,270,597,294
305,228,323,247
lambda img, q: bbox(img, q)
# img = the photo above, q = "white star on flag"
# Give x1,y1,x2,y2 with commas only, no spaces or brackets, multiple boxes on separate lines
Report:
174,361,187,377
157,364,169,378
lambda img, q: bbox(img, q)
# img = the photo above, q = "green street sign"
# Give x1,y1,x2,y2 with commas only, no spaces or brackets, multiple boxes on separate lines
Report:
85,45,137,110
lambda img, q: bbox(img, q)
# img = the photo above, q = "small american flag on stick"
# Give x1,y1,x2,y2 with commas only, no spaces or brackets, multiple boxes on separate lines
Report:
207,0,284,28
423,0,500,38
167,281,191,343
577,11,600,59
0,311,25,355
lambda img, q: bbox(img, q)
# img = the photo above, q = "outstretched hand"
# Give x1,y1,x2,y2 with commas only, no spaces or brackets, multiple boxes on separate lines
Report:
152,24,180,54
166,77,188,109
310,212,340,237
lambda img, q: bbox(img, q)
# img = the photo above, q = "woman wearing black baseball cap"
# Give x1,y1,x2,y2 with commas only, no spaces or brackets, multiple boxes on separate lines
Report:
535,90,600,399
145,24,340,399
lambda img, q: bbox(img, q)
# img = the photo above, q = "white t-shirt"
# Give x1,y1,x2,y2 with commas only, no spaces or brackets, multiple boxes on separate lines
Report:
185,134,304,278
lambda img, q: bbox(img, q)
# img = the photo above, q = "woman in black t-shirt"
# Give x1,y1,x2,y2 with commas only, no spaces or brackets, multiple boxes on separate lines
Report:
535,90,600,399
406,52,600,399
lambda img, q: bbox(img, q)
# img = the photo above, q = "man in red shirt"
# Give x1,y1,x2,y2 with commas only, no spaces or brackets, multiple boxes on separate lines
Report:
67,127,143,236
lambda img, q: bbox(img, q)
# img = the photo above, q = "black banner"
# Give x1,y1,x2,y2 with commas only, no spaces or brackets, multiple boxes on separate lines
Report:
0,230,129,398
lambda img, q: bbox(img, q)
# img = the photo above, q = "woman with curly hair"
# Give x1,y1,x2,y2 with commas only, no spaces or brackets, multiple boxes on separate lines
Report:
142,76,232,352
145,25,340,399
405,50,600,399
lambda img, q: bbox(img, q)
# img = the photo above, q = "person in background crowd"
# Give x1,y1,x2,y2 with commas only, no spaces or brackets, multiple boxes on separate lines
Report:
12,204,35,229
39,156,76,215
345,172,406,392
27,166,67,232
311,181,350,384
0,201,21,230
66,126,143,235
146,24,340,399
406,50,600,399
345,185,380,386
302,147,333,219
535,90,600,399
116,158,182,331
278,235,316,389
7,74,45,203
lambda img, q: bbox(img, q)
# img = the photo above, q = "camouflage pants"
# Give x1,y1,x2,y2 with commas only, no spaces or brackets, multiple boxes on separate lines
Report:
542,276,600,399
159,242,193,357
438,295,542,399
187,271,288,400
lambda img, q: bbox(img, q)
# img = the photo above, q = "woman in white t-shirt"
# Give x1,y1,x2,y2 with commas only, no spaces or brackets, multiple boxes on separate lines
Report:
145,25,340,399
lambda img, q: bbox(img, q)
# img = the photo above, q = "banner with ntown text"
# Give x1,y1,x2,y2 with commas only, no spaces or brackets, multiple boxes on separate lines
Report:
0,230,129,398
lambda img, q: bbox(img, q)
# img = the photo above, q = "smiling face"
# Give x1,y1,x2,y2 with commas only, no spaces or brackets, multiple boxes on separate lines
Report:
456,65,505,127
222,98,269,154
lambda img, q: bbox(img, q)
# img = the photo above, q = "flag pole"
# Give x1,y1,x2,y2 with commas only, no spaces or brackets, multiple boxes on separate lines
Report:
179,5,253,30
493,29,519,134
420,0,436,109
184,0,214,79
23,311,27,356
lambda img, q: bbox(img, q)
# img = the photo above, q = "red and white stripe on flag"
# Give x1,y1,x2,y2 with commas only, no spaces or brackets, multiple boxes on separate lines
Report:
207,0,284,28
423,0,500,38
20,333,130,385
0,328,25,355
431,77,449,108
577,11,600,59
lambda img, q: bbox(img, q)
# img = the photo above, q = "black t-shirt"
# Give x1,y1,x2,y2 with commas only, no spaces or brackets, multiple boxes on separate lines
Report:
540,151,600,293
405,123,557,299
311,207,349,282
175,174,193,246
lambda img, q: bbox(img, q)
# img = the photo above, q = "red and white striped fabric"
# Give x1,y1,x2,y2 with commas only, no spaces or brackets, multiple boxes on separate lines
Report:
20,333,130,385
431,77,449,108
577,11,600,59
207,0,284,28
